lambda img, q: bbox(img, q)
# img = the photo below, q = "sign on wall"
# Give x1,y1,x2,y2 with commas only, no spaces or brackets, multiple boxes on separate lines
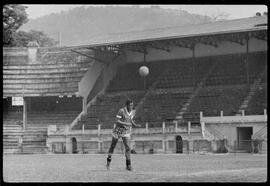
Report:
12,97,23,106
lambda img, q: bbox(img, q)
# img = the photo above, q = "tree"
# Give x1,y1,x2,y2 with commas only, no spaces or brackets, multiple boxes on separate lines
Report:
3,4,28,46
11,30,58,47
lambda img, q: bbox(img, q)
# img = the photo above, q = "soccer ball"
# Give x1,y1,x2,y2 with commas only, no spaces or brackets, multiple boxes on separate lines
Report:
139,66,149,77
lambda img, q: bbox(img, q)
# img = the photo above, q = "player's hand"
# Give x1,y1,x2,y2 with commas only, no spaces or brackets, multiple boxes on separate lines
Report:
136,124,142,127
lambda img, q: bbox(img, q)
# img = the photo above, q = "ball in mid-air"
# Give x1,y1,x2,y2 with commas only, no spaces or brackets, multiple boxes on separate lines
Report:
139,66,149,77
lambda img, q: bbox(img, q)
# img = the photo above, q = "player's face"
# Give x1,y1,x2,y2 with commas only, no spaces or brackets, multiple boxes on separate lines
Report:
127,102,133,111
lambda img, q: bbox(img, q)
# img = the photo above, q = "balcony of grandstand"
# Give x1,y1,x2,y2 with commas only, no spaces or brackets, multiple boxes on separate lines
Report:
72,50,267,130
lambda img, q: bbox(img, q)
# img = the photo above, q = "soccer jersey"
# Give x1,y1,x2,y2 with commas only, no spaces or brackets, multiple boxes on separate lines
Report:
112,107,135,139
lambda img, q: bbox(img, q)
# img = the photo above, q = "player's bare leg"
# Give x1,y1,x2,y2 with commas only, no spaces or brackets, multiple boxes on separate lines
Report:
106,137,118,170
123,137,132,171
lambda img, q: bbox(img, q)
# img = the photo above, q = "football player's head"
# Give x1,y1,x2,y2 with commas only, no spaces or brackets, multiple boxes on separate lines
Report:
126,99,134,111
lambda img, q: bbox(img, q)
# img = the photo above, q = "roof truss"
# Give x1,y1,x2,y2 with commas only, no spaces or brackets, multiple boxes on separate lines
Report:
122,43,147,54
70,30,266,56
147,41,171,52
194,36,219,48
217,33,245,45
251,30,267,41
174,39,194,49
70,49,110,64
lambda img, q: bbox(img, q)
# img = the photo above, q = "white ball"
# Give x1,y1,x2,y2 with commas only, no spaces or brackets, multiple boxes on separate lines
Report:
139,66,149,77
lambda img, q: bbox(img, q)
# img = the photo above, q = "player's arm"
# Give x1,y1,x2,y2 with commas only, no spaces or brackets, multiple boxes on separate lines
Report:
131,119,141,127
116,119,132,126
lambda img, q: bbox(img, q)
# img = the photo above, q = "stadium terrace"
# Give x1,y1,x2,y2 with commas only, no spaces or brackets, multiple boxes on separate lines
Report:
3,14,267,155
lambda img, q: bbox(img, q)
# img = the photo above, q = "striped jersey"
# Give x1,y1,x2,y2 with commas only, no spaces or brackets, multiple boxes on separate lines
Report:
112,107,136,138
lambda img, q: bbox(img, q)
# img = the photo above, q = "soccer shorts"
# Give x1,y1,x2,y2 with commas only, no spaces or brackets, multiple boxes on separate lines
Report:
112,126,131,139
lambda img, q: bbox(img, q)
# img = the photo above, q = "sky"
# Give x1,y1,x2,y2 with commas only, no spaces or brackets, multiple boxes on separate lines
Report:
24,5,267,20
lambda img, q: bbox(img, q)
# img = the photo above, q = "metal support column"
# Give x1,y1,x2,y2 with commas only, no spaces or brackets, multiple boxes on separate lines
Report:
143,48,147,90
192,44,196,87
23,97,27,130
246,34,250,85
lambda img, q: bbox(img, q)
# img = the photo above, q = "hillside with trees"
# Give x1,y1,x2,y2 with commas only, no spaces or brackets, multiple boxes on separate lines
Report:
3,4,57,47
20,6,214,46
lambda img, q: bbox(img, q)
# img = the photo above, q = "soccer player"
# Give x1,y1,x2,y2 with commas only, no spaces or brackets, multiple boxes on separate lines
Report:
106,99,141,171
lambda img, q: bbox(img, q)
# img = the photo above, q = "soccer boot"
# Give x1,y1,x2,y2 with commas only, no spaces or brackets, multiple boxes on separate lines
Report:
126,159,132,171
126,164,133,171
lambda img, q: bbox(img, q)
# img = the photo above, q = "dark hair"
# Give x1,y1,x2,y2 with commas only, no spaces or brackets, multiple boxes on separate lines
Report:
126,99,133,106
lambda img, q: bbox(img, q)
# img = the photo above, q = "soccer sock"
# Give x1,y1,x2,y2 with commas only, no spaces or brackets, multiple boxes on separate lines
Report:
126,159,131,166
107,155,112,163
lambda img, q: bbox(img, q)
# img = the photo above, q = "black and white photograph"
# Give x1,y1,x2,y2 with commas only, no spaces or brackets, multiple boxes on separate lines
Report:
2,4,267,182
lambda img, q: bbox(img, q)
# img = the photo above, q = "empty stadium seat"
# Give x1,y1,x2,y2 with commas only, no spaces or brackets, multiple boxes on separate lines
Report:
73,51,266,129
245,84,267,115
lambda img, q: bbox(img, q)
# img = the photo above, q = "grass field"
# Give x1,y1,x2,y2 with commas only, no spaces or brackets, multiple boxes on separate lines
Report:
3,153,267,182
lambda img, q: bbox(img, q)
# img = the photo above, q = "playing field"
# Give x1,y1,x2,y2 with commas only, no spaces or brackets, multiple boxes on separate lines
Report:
3,153,267,182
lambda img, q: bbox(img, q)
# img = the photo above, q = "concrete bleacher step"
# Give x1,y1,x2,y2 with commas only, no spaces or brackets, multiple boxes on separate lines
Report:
23,132,46,136
24,127,47,131
18,127,48,154
3,125,23,128
3,120,23,154
3,142,19,146
4,130,23,133
3,144,19,148
3,130,23,134
26,128,46,132
23,144,46,148
3,148,20,151
3,147,20,151
3,130,23,133
4,123,22,127
3,149,21,154
3,137,20,141
21,148,47,154
22,139,46,143
22,135,46,139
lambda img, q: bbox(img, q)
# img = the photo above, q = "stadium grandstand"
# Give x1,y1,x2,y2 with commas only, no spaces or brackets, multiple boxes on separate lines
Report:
3,15,267,154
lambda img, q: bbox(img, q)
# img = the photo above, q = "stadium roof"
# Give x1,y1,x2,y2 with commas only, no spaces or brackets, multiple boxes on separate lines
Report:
76,15,267,47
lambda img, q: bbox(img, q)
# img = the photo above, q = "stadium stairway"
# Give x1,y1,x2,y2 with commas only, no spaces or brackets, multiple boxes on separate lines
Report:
3,123,23,154
175,61,217,122
69,88,107,130
252,125,267,140
237,68,267,115
21,127,48,154
204,126,226,141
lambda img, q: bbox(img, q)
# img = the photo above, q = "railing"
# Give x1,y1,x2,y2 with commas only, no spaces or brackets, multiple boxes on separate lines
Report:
252,125,267,139
49,121,202,137
201,114,267,123
205,126,226,140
